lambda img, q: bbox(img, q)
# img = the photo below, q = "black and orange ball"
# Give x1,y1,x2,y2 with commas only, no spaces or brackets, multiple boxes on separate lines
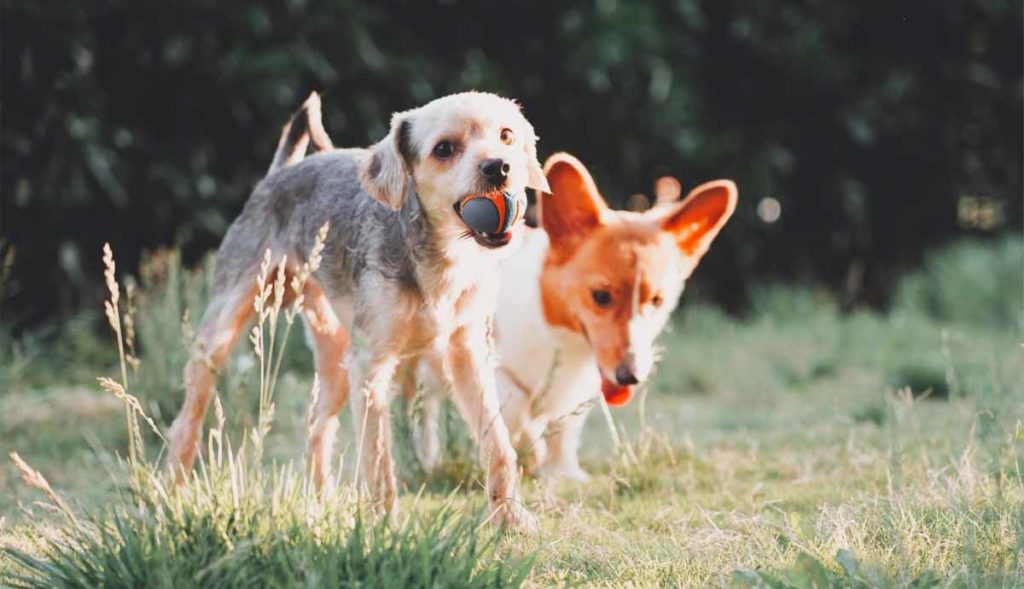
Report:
454,190,524,235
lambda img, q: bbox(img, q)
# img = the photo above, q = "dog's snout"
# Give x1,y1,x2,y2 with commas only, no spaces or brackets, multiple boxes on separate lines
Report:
614,363,639,386
480,158,510,185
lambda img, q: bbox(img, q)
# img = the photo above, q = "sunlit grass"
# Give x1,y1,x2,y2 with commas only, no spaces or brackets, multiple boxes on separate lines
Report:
1,240,531,589
2,452,529,589
0,237,1021,587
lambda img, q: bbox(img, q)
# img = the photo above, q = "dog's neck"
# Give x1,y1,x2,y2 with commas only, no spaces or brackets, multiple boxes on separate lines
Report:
396,189,435,261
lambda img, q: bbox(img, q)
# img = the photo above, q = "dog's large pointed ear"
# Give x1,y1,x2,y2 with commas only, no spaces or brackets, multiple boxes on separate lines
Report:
661,180,737,261
539,153,607,251
523,122,550,194
361,112,415,210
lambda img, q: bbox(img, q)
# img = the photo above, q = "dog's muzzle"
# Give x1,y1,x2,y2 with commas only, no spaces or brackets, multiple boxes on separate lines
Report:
453,190,526,249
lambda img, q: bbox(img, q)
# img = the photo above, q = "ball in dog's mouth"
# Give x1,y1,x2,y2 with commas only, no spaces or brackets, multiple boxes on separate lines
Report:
454,190,525,248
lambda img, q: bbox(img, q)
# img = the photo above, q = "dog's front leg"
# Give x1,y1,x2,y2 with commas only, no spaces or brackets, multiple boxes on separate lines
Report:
444,320,537,532
349,347,401,513
536,409,590,482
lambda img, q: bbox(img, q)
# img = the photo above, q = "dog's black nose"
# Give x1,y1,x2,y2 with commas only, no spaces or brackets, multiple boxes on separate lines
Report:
615,364,639,386
480,158,510,185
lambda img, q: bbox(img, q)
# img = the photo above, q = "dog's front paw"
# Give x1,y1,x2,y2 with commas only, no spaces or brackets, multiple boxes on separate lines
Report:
488,497,538,535
535,461,591,483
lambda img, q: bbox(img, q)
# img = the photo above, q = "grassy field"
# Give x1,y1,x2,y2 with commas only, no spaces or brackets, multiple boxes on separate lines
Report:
0,238,1022,587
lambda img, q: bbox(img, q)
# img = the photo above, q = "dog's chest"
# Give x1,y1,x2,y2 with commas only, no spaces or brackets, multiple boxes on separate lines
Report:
494,230,596,397
409,247,500,351
503,323,595,407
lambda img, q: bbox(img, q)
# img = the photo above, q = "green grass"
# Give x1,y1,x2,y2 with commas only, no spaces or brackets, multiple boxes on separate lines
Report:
0,237,1022,587
2,460,530,589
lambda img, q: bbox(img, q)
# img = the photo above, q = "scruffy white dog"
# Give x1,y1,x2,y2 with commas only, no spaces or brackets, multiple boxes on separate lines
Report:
167,92,548,530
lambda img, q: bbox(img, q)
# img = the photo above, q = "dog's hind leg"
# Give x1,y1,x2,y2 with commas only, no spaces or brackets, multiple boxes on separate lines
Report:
167,282,256,479
303,279,351,489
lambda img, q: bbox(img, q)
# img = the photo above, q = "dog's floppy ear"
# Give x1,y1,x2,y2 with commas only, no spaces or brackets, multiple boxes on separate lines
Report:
361,112,415,210
522,122,550,194
661,179,737,261
539,153,607,251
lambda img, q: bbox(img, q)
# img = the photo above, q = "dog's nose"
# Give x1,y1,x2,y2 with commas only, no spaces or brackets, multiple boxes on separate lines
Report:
614,363,639,386
480,158,510,185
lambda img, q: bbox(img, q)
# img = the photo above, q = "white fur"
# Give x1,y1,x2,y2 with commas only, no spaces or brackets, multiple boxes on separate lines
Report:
414,226,689,481
491,229,685,479
365,93,546,215
490,230,596,479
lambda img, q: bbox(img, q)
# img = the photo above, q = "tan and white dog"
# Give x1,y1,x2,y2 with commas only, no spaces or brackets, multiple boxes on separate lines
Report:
294,106,736,482
411,154,737,480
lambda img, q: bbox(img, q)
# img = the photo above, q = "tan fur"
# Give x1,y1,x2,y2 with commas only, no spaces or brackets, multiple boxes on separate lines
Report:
167,283,257,471
538,153,736,386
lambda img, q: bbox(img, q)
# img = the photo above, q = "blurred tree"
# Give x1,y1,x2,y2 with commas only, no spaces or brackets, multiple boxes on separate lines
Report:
1,0,1020,327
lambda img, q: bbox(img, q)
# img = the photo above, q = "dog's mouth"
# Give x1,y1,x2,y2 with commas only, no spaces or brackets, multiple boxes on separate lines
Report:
600,377,635,407
578,319,637,407
471,231,513,249
454,190,525,248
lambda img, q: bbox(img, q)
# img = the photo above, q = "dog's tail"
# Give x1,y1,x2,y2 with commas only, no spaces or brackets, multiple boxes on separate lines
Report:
268,91,335,174
304,95,334,154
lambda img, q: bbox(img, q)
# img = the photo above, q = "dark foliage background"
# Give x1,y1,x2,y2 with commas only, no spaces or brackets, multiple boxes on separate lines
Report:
2,0,1021,327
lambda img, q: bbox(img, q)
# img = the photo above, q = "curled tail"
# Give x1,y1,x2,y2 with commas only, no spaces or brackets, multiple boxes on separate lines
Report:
268,91,334,174
305,94,334,154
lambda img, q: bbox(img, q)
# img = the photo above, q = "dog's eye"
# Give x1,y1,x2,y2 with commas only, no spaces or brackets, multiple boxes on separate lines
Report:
433,140,455,160
651,294,664,308
500,128,515,145
591,289,612,308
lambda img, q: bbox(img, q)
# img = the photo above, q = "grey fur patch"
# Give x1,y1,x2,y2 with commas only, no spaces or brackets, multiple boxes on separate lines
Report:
367,151,382,180
212,149,437,302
